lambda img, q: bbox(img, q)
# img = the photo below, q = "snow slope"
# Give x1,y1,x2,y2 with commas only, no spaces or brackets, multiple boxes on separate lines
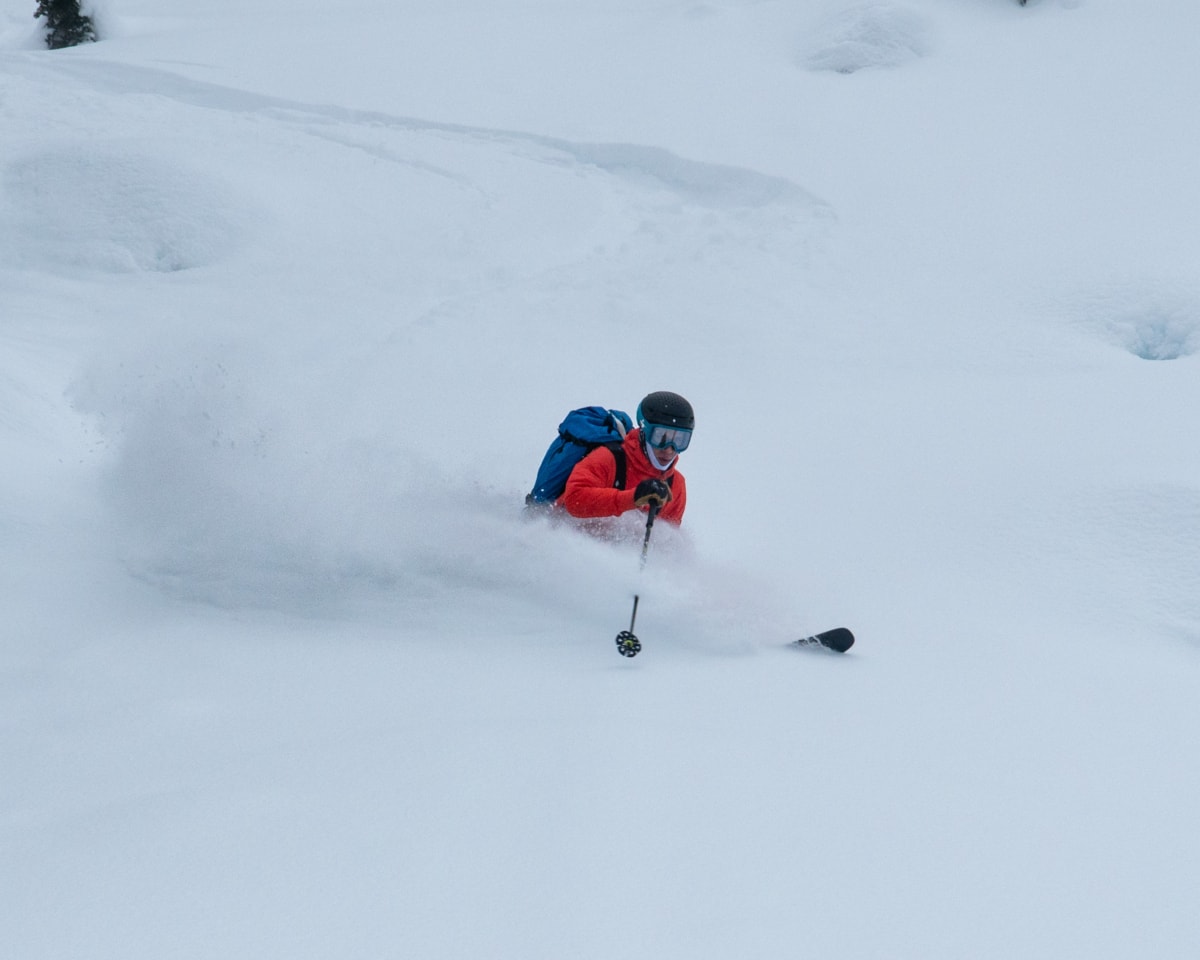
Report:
3,0,1200,957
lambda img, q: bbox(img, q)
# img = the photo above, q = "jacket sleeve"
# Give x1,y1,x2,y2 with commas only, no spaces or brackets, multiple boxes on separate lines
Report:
559,447,638,518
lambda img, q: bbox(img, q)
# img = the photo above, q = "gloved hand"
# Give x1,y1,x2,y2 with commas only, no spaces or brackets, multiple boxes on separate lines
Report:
633,478,672,508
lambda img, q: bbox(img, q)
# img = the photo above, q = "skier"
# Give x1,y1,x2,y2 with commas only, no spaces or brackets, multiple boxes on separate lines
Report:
559,391,693,525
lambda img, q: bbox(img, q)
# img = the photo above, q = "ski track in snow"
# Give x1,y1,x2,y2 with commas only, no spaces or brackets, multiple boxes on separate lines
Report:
13,55,829,212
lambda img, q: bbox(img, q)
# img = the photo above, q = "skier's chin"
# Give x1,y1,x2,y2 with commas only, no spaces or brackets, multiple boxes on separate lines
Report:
646,447,677,471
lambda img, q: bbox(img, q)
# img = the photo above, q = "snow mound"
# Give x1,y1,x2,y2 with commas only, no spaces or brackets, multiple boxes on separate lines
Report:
1,144,246,273
802,2,932,74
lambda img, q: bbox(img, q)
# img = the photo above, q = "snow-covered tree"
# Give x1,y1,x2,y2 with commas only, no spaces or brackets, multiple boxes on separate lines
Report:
34,0,97,49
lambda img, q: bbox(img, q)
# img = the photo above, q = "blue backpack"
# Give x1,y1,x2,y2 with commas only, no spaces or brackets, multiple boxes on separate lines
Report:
526,406,633,505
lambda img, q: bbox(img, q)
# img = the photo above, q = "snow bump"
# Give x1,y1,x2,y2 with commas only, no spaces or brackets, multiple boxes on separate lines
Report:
1,145,245,274
801,2,932,75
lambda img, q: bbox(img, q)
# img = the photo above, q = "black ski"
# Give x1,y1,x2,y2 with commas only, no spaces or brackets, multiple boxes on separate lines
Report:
795,627,855,653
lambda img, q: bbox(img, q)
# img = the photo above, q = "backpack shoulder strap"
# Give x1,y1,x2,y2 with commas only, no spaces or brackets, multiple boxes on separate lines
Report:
604,442,627,491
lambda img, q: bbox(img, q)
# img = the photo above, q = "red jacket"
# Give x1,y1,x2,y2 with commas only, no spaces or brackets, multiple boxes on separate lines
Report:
559,428,687,525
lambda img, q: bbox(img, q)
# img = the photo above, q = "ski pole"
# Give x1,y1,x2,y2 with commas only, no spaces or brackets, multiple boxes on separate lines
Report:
616,501,660,657
638,500,659,570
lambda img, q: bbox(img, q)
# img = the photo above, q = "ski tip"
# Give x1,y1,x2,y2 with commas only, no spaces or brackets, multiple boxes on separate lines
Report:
795,627,855,653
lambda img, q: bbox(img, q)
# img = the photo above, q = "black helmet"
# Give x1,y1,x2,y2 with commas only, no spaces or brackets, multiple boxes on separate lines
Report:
637,391,694,430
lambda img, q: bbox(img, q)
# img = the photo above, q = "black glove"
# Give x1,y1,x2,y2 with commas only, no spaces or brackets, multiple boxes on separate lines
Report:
633,478,671,508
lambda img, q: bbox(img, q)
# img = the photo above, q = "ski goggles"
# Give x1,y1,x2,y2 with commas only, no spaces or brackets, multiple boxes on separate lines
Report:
643,423,692,453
